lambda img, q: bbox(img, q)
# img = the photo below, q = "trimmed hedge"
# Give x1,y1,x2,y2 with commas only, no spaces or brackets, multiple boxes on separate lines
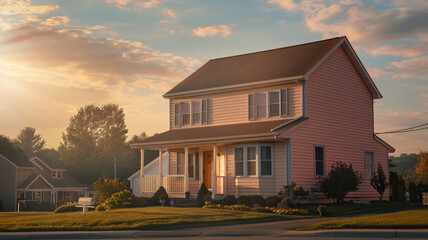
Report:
196,183,210,207
151,186,169,206
237,195,266,207
221,195,237,205
266,196,282,207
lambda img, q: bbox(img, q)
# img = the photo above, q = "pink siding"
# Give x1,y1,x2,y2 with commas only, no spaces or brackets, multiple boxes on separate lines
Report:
286,46,390,201
170,83,302,129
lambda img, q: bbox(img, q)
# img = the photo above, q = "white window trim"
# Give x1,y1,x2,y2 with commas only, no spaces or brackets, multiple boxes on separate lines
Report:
314,145,325,177
259,144,274,177
175,99,209,127
188,152,196,179
249,88,290,121
234,145,259,178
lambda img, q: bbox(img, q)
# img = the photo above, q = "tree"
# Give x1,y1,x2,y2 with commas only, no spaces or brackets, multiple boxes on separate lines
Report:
370,162,388,201
415,151,428,185
15,127,46,153
59,104,129,183
319,161,362,204
93,176,129,204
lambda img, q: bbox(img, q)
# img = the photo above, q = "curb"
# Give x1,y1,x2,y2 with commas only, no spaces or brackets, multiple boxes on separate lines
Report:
283,229,428,238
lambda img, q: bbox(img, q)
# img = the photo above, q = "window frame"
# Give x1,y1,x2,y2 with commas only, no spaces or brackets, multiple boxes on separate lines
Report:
248,88,290,121
365,151,375,180
175,99,209,127
188,152,196,179
234,145,259,178
191,101,201,125
268,91,280,118
255,93,267,119
177,152,184,175
314,145,325,177
259,145,274,177
180,102,191,126
51,171,57,178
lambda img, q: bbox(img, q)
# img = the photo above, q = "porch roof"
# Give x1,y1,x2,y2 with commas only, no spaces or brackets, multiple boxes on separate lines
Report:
131,117,307,148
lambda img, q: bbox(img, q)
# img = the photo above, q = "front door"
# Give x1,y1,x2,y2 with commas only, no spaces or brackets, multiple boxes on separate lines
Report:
203,151,213,189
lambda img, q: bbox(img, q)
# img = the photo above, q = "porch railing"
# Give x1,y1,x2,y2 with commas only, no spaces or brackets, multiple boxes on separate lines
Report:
142,175,159,193
215,176,225,195
163,175,185,193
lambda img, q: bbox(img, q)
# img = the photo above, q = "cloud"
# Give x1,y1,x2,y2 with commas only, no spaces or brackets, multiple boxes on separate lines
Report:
192,24,235,37
370,56,428,79
0,0,58,16
0,24,200,86
41,16,70,26
106,0,132,8
137,0,162,9
162,8,177,18
267,0,299,12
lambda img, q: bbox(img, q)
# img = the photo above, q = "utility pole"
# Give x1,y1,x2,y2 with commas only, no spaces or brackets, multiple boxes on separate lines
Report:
114,157,117,179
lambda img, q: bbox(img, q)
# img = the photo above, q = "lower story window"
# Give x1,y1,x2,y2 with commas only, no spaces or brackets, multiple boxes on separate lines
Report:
177,152,184,174
260,146,273,176
365,152,374,179
315,146,325,176
188,153,194,178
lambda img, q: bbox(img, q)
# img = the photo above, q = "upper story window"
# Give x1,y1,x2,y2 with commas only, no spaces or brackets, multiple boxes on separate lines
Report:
249,88,289,120
51,170,62,179
175,99,209,127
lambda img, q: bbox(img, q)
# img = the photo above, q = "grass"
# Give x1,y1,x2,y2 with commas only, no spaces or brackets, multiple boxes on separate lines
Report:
299,209,428,230
0,206,302,232
296,202,424,217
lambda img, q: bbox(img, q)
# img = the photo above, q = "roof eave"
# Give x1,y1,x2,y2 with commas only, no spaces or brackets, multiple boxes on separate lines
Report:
163,76,305,99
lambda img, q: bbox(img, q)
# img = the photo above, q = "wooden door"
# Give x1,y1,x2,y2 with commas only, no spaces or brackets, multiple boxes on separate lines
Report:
203,151,213,189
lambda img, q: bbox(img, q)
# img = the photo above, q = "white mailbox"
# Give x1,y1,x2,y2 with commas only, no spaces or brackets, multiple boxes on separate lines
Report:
77,197,95,216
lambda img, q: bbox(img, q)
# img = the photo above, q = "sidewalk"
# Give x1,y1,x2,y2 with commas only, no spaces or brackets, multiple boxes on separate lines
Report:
1,229,428,239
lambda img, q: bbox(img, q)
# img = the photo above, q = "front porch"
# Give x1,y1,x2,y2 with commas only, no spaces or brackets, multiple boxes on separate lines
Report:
140,145,226,199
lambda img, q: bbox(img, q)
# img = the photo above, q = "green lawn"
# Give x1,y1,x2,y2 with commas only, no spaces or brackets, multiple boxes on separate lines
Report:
0,207,301,232
300,209,428,230
296,202,424,217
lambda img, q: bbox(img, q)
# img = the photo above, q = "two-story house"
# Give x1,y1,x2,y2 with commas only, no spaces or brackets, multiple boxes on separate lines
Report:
0,148,88,211
131,36,394,201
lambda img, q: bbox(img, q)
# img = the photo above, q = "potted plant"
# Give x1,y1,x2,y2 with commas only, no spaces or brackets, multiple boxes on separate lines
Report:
159,194,166,206
204,193,212,205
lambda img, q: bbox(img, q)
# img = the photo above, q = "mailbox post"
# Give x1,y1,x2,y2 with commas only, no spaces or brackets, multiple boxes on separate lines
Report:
77,197,95,216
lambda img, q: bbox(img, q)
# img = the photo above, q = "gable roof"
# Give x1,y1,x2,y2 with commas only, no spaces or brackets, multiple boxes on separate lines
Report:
131,117,307,148
164,36,382,99
0,148,34,168
29,152,66,170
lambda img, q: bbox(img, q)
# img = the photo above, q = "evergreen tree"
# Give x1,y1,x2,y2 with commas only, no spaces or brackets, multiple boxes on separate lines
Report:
370,162,388,201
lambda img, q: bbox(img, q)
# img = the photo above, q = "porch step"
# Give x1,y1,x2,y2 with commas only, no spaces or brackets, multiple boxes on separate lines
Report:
172,198,198,207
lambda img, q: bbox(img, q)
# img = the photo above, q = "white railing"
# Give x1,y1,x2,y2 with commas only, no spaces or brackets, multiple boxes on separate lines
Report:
215,176,225,195
163,175,185,193
142,175,159,193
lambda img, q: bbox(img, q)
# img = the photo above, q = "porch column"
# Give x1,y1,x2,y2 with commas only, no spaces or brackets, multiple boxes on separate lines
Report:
140,149,145,196
212,144,217,199
159,148,163,188
184,146,189,192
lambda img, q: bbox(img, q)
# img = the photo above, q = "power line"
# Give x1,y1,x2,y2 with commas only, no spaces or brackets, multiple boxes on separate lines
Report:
375,123,428,134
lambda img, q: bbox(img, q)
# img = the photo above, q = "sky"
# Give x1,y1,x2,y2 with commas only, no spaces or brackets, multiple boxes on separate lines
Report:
0,0,427,156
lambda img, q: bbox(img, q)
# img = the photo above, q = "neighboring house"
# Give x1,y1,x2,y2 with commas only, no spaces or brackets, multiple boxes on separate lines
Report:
128,152,169,197
0,148,88,211
131,36,395,201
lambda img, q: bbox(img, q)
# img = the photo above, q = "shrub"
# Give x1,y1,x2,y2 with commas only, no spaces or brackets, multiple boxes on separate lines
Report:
196,183,210,207
370,162,388,201
102,189,134,211
250,195,266,207
237,195,252,207
203,204,309,215
54,202,78,213
94,176,129,204
221,195,237,205
131,197,150,208
390,172,406,202
319,161,362,203
409,182,419,203
277,182,309,206
266,196,282,207
151,186,169,206
95,204,106,211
